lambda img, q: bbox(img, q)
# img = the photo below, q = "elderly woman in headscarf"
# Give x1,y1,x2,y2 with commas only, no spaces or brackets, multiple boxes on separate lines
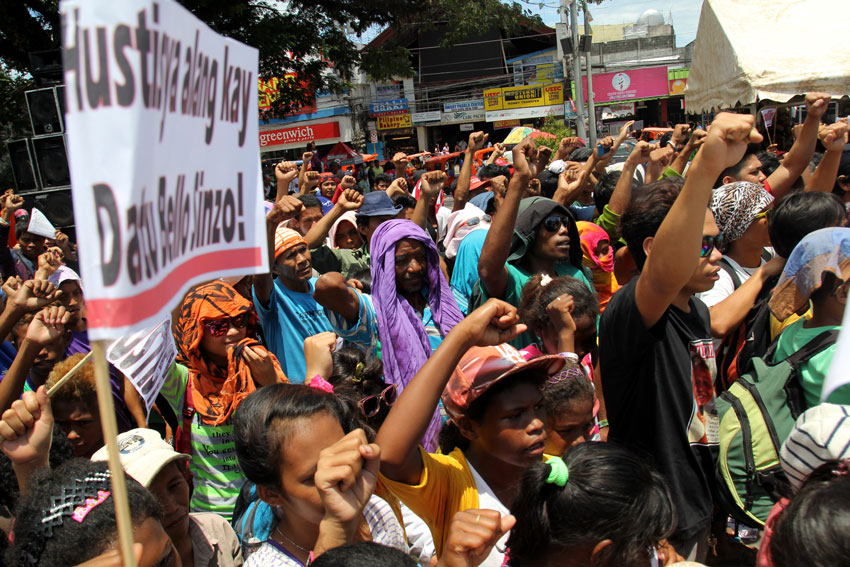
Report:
314,219,463,449
165,280,287,520
696,181,786,339
576,221,619,312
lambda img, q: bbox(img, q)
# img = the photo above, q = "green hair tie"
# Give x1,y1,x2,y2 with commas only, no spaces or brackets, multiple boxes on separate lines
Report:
545,456,569,487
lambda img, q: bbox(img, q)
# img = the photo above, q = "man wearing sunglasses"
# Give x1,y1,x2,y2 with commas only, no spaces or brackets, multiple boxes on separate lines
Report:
598,113,764,561
477,137,592,348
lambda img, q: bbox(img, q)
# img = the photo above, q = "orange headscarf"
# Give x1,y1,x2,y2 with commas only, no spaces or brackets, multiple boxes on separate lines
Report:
174,280,287,425
576,222,619,311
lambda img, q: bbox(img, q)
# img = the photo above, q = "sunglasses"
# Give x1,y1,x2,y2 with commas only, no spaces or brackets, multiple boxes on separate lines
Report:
542,215,572,232
203,313,250,337
700,234,724,258
460,215,491,230
357,384,398,418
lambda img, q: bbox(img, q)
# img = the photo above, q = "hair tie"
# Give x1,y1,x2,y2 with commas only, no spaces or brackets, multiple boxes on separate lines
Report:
353,362,365,383
545,456,569,487
309,375,334,393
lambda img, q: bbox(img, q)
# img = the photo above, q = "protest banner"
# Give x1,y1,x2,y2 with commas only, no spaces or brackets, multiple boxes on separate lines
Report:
107,317,177,415
60,0,266,563
61,0,268,341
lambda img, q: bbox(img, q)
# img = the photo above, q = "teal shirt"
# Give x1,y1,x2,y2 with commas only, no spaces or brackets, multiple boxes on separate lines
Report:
772,319,850,407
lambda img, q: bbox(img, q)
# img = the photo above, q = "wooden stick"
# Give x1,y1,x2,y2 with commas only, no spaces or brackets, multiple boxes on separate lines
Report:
46,351,93,398
91,341,137,567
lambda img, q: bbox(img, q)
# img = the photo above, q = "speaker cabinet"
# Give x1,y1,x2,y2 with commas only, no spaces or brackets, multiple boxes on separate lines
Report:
31,135,71,189
5,139,39,193
23,188,75,229
28,49,63,87
26,88,64,136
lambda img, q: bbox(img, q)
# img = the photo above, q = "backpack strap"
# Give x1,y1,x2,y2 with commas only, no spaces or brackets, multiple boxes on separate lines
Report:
718,257,742,290
780,330,839,368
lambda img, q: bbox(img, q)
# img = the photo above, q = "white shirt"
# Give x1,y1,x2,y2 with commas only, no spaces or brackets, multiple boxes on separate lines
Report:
696,255,764,308
467,461,511,567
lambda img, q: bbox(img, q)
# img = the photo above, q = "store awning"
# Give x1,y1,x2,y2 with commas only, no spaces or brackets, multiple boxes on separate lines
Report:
685,0,850,113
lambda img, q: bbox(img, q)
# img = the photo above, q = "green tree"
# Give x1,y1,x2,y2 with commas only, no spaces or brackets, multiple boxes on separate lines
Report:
537,114,574,152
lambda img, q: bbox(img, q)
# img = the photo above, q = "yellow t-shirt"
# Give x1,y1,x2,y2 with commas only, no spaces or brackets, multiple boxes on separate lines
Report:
379,447,479,557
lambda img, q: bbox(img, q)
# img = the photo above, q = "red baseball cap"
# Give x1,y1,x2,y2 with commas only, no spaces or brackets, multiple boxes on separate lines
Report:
469,176,492,192
441,344,565,420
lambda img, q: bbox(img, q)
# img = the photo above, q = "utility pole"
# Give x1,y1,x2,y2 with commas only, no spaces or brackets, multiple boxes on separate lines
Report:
564,0,587,140
583,1,597,145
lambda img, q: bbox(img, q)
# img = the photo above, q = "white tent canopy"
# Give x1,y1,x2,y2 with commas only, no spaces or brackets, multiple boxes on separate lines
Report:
685,0,850,113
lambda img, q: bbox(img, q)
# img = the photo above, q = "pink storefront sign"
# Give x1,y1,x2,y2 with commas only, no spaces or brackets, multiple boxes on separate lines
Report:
582,66,669,103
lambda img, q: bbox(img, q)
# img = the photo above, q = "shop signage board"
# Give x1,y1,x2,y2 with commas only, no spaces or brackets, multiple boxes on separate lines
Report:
459,123,474,131
494,119,521,129
369,99,408,117
485,104,564,122
484,83,564,111
259,121,340,148
377,114,413,130
582,66,669,103
412,111,442,124
443,99,485,112
441,110,487,124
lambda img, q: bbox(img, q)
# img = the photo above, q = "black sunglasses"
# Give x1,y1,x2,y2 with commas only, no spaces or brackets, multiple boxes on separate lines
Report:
700,234,724,257
542,215,572,232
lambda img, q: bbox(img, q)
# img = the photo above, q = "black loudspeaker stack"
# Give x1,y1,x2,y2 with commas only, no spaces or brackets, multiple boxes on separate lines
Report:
5,81,74,229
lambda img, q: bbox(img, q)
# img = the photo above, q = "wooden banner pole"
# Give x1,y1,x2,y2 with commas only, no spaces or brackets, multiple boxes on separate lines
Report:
91,341,137,567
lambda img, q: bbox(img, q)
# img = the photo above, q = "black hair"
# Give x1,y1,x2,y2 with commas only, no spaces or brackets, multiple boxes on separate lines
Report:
438,370,546,454
347,267,372,294
297,194,322,211
446,179,459,197
658,132,673,148
541,360,595,418
620,177,685,270
569,148,593,162
768,192,847,258
770,461,850,567
0,426,74,513
757,151,781,178
310,541,416,567
233,384,360,488
7,459,160,567
14,222,29,240
593,170,624,213
374,173,392,186
392,194,416,210
506,442,676,567
519,275,599,343
477,164,511,181
328,346,388,430
715,143,761,187
538,170,559,200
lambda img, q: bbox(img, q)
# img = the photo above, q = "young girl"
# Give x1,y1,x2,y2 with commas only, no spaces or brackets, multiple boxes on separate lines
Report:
233,384,407,566
162,280,287,520
376,298,565,567
576,221,619,311
519,275,604,446
506,442,677,567
6,459,177,567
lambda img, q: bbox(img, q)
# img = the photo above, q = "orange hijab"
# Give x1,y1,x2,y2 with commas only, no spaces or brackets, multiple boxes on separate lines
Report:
174,280,287,425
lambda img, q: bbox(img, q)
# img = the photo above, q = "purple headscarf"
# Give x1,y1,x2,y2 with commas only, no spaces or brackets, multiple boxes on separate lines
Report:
371,219,464,450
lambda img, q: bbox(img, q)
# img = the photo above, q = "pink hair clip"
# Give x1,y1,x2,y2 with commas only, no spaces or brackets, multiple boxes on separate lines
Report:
833,459,850,478
71,490,110,523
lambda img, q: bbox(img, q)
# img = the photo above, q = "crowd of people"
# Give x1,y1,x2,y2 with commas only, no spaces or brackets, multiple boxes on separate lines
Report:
1,91,850,567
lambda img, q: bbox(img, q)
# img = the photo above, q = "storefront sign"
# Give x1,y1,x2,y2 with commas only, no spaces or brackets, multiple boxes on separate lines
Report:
441,110,487,124
377,114,413,130
459,123,474,131
369,99,408,117
443,99,485,112
484,84,564,111
669,77,687,96
376,81,403,101
259,121,340,147
412,111,442,124
485,104,564,122
494,119,521,129
582,66,669,103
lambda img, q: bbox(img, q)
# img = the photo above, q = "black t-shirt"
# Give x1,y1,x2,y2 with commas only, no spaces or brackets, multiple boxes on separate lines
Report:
599,277,718,541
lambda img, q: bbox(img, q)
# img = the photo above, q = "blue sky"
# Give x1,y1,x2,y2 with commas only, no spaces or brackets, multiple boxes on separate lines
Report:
524,0,704,47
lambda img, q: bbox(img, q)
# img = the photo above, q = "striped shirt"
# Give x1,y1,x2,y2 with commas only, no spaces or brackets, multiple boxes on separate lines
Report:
160,363,245,520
